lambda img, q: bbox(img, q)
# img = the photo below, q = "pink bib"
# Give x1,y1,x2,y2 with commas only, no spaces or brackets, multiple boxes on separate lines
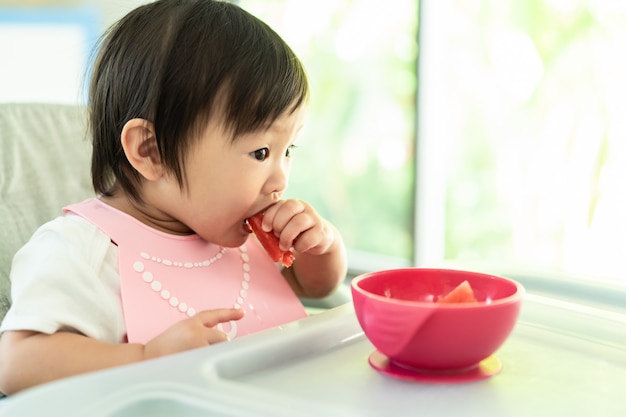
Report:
64,198,307,344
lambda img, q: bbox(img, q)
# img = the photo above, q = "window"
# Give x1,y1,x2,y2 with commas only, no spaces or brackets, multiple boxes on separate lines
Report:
418,0,626,286
0,5,99,103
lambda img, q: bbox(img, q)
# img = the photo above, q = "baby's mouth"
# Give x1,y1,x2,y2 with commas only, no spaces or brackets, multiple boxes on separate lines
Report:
243,219,252,233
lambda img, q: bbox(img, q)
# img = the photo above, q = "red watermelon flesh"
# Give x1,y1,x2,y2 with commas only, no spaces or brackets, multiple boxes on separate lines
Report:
247,213,295,267
437,280,478,303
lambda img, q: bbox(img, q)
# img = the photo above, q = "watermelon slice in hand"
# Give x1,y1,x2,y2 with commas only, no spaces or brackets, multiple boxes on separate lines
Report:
247,213,295,267
437,280,478,303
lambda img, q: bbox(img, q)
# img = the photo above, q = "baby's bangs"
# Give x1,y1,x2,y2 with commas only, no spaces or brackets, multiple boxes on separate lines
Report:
221,29,309,138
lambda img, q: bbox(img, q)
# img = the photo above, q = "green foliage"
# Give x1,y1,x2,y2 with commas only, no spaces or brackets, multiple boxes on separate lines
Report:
441,0,626,280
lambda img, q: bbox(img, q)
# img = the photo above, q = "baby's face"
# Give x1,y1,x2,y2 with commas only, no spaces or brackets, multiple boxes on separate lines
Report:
148,105,307,246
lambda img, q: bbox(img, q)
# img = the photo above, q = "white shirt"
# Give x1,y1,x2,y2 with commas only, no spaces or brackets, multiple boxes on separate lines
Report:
0,214,126,342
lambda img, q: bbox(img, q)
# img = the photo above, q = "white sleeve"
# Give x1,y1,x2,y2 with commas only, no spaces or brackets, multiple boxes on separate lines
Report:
0,214,126,343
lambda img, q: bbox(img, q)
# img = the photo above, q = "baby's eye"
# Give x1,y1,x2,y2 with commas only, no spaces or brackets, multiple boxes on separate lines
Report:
286,144,297,158
251,148,269,161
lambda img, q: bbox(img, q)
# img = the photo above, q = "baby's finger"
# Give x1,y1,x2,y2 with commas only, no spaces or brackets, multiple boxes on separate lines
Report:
294,220,335,255
280,212,315,250
259,202,281,232
205,327,231,344
272,200,306,233
195,308,244,328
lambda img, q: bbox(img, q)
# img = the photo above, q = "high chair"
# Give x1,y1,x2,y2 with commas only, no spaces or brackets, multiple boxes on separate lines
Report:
0,103,93,323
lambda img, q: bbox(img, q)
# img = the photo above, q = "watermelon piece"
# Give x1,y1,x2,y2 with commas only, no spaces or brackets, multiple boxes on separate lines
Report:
247,213,295,267
437,280,477,303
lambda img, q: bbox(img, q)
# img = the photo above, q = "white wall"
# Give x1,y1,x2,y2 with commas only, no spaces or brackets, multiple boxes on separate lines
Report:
0,0,149,104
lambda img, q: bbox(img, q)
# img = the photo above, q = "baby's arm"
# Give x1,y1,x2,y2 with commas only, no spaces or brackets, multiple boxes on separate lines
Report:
262,200,347,298
0,308,243,395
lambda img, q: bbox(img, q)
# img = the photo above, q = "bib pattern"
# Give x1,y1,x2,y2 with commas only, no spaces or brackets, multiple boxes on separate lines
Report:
64,198,307,343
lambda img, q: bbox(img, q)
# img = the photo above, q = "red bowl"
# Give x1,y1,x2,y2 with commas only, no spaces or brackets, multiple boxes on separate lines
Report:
351,268,524,371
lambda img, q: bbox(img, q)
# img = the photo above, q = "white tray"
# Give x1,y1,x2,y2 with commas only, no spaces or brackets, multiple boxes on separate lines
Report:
1,276,625,416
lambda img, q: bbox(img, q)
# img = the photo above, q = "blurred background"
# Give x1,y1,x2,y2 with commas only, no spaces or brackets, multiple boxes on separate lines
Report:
1,0,625,287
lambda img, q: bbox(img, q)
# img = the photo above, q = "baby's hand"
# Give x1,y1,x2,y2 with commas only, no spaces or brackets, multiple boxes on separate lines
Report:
261,199,335,256
143,308,244,359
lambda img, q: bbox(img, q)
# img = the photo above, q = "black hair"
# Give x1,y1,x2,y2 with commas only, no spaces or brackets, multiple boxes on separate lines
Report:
89,0,309,201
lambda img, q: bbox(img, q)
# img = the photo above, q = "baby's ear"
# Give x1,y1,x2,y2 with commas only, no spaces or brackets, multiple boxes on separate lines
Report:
120,118,163,181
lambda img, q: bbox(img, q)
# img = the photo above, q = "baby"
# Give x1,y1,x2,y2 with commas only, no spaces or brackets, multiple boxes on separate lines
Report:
0,0,346,394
